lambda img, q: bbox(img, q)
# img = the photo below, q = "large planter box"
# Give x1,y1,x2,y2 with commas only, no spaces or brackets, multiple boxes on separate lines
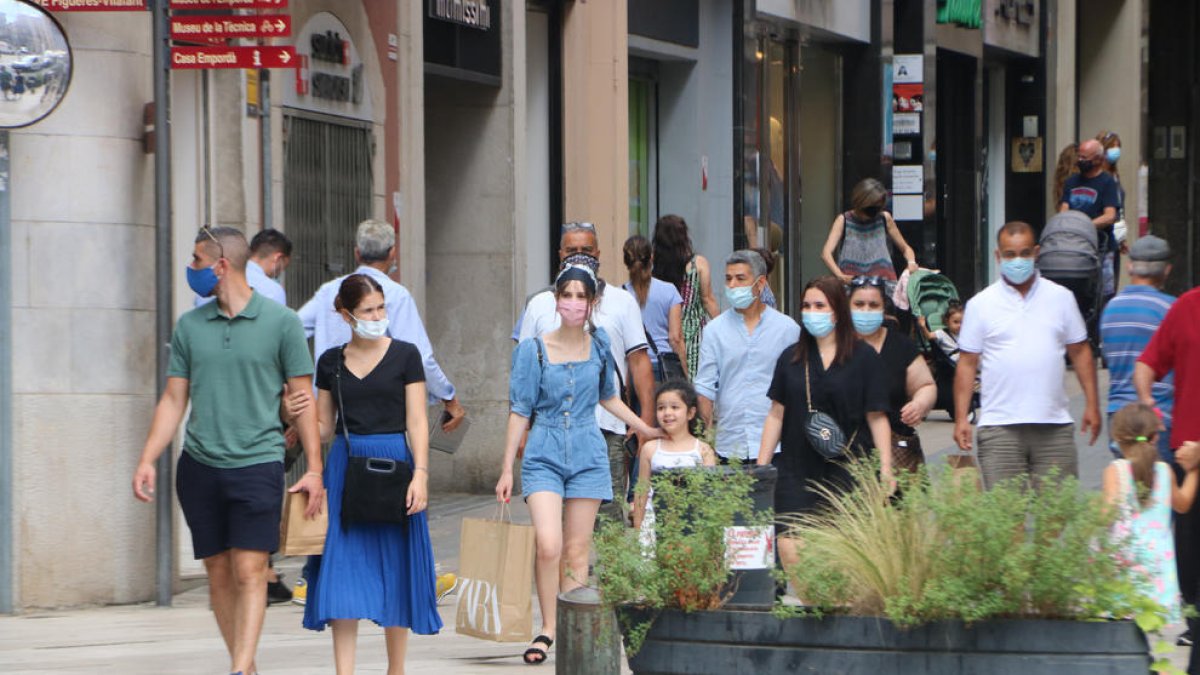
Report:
621,608,1151,675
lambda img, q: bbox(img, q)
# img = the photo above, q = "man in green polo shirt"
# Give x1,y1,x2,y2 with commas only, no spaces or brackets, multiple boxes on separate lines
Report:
132,226,323,675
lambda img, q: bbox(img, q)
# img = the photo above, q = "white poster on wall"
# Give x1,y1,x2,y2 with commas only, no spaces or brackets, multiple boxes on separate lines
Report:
893,113,920,136
893,194,925,221
892,165,924,194
893,54,923,83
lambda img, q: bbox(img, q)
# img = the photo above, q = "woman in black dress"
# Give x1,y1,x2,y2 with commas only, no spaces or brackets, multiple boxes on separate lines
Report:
848,276,937,472
304,273,441,674
756,275,892,571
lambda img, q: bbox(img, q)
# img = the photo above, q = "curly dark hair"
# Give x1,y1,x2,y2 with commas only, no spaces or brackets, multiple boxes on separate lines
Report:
651,214,694,291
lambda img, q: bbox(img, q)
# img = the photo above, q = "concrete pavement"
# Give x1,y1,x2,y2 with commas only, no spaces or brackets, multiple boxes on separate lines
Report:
0,493,555,674
1,369,1191,672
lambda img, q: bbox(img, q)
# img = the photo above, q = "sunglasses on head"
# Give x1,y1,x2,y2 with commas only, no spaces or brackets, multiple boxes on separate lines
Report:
200,226,225,260
849,275,886,289
561,221,597,236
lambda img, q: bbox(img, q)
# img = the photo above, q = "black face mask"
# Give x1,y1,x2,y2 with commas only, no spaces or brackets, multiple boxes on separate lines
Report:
1077,158,1096,173
862,206,882,219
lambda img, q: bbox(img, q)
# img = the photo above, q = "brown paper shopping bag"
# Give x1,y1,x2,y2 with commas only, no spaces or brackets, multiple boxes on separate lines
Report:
946,452,984,491
454,506,536,642
279,491,327,556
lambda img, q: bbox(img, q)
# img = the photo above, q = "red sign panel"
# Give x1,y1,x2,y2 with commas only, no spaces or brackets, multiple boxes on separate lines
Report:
170,46,296,70
171,15,291,40
168,0,286,9
31,0,145,10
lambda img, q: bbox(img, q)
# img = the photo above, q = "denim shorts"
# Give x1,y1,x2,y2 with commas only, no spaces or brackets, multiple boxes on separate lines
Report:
521,419,613,502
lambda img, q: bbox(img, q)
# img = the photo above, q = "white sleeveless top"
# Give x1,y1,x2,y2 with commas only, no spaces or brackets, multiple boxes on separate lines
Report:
649,439,704,473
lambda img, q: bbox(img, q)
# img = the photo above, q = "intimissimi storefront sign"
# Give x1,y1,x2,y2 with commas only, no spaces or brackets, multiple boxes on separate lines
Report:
430,0,493,30
283,12,374,121
424,0,501,86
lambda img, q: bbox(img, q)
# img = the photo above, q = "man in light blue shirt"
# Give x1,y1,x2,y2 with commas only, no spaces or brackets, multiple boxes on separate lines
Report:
297,219,467,431
695,250,800,461
194,228,290,307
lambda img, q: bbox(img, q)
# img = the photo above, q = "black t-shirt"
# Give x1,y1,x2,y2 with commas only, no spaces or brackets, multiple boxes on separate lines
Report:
1061,171,1121,255
1061,171,1119,220
876,329,922,437
315,339,426,435
767,340,888,513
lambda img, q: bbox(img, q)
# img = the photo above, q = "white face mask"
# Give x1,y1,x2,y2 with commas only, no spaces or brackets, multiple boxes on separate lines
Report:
352,317,389,340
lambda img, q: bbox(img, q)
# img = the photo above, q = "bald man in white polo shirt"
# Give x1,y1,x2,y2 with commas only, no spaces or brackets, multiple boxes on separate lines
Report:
953,221,1102,487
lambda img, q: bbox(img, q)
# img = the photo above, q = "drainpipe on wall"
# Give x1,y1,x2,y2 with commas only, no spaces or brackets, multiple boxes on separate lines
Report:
0,130,13,615
151,0,175,608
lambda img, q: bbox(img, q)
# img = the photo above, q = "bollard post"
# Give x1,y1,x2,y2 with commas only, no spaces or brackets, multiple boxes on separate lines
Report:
556,585,620,675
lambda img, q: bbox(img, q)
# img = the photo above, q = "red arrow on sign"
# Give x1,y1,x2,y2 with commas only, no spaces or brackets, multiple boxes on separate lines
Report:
171,46,296,70
169,0,286,9
171,15,291,40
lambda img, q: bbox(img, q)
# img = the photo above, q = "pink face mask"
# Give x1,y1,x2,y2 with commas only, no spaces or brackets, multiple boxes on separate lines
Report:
556,298,589,327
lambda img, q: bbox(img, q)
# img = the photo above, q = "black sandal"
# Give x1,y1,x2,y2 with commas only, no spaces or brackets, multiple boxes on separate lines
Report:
523,634,553,665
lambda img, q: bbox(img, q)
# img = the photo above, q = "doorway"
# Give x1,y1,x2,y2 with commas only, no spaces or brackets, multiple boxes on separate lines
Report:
798,44,842,285
629,64,659,238
934,49,980,291
282,112,374,306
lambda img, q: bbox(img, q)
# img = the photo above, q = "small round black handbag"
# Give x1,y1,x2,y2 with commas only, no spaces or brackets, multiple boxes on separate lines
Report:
803,361,857,460
336,347,412,529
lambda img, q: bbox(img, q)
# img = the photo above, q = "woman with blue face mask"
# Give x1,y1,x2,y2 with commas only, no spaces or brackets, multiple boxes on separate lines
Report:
756,275,894,586
848,277,938,473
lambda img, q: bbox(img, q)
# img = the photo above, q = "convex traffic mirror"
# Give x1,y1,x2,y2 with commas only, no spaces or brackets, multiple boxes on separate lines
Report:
0,0,71,128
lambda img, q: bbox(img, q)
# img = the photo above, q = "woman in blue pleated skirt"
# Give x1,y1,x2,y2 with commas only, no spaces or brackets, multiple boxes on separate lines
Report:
303,273,442,674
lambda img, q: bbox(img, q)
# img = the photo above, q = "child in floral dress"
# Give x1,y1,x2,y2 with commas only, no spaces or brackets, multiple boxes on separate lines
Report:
1104,403,1200,621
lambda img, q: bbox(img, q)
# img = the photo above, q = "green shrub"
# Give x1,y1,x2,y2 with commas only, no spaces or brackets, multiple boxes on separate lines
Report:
594,464,772,651
782,457,1158,628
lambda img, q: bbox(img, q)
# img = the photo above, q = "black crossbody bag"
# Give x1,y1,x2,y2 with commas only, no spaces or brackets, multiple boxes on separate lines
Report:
336,346,412,529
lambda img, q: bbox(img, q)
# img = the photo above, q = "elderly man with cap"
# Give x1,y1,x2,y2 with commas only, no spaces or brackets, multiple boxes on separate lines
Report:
1101,235,1176,461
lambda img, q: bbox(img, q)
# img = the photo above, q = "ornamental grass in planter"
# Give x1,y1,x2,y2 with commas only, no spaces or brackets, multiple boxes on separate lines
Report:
597,456,1182,674
779,457,1179,672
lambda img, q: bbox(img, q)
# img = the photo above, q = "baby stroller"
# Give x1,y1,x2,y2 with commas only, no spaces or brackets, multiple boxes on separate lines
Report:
1036,211,1102,350
906,270,960,340
906,271,973,419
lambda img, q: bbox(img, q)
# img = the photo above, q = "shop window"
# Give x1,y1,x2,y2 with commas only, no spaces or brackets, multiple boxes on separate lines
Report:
738,34,796,312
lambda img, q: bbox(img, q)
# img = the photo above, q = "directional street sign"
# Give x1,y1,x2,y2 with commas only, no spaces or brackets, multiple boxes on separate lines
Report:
170,45,295,70
31,0,146,10
169,0,287,8
170,15,291,40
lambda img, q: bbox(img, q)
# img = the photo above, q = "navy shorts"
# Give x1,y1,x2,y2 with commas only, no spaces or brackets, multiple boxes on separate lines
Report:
176,451,284,559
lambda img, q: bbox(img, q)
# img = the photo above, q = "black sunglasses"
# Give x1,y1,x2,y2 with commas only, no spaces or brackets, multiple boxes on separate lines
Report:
849,275,886,289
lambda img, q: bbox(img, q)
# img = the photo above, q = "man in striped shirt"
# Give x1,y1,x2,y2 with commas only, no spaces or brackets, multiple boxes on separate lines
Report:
1100,234,1175,461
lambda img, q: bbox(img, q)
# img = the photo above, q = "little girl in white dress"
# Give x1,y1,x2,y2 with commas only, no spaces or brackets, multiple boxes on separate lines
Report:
632,381,717,548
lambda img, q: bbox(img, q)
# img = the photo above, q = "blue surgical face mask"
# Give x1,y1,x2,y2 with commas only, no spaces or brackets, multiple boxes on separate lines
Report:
851,310,885,335
186,264,219,297
1105,147,1121,164
802,311,835,338
1000,257,1036,285
726,283,757,310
